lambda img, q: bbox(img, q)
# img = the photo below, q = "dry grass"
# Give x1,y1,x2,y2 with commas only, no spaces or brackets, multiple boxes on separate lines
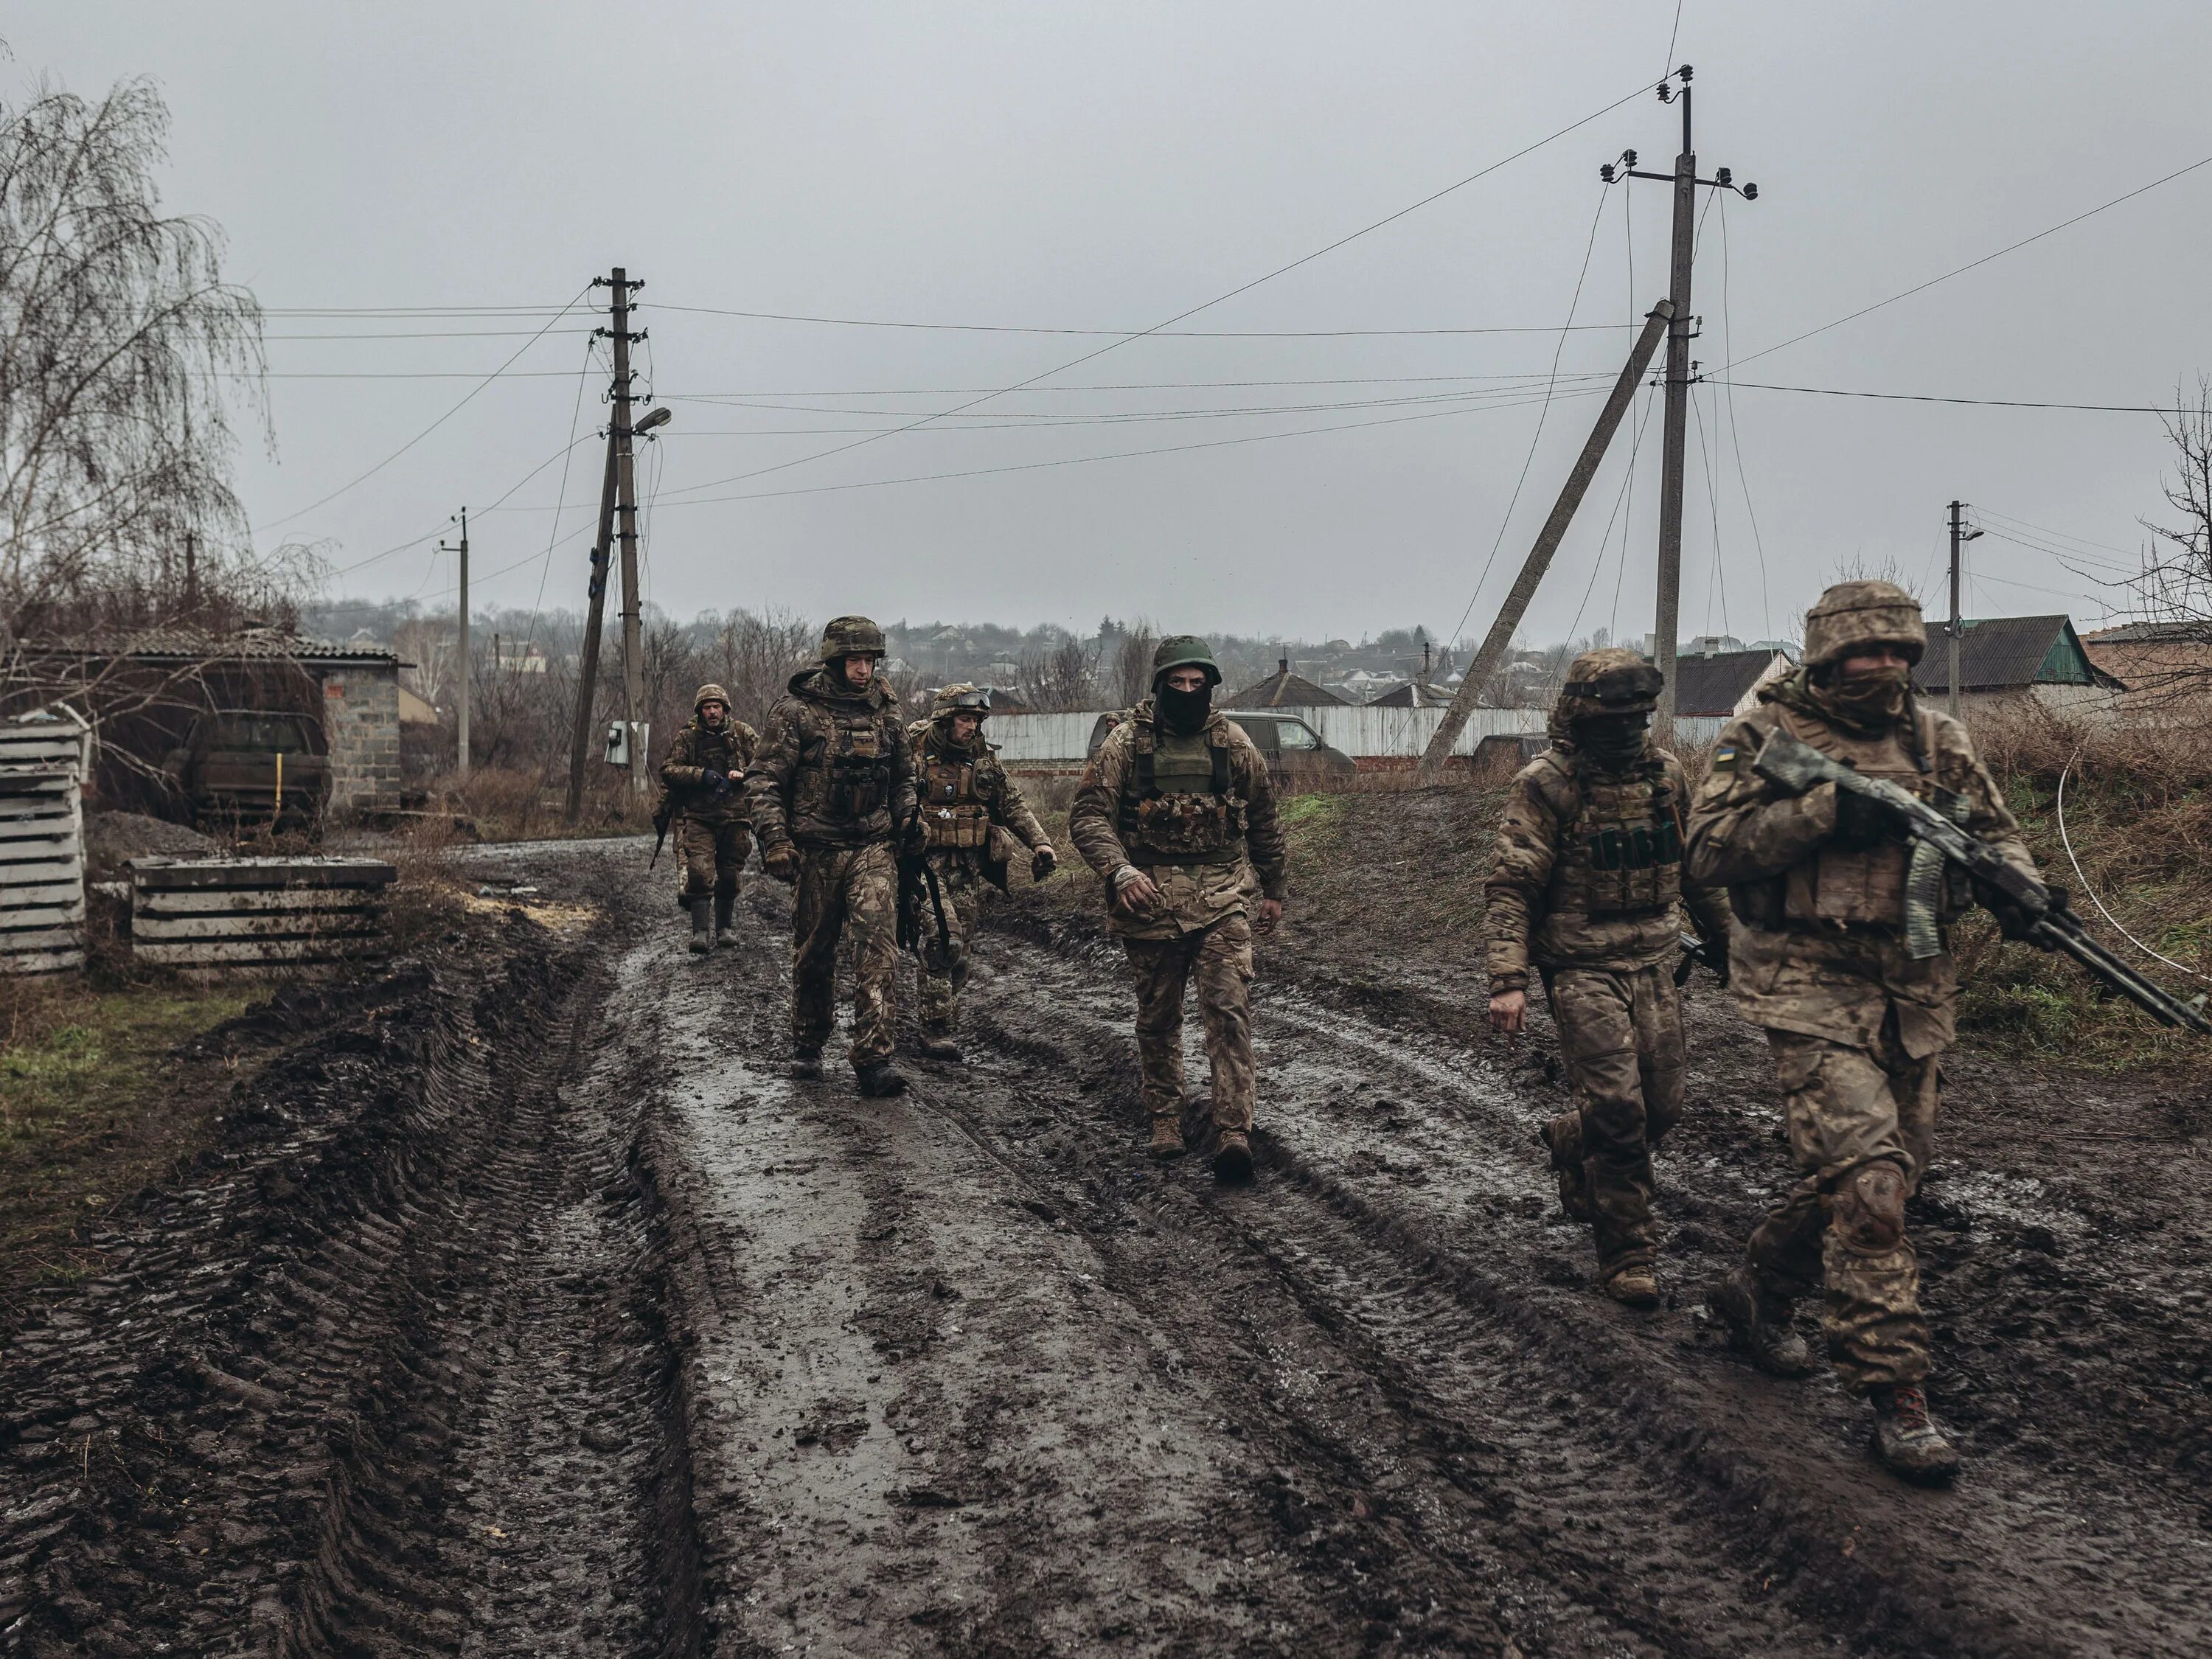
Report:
409,766,655,842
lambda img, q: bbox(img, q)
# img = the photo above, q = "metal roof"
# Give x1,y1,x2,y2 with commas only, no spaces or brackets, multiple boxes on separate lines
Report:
1223,661,1347,708
1674,650,1789,716
49,628,400,666
1910,615,2119,694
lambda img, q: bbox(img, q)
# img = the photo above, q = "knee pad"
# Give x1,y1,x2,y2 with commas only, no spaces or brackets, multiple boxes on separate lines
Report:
1831,1161,1908,1254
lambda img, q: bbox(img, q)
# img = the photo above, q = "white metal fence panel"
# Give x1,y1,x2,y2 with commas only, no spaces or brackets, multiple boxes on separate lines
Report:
987,706,1548,763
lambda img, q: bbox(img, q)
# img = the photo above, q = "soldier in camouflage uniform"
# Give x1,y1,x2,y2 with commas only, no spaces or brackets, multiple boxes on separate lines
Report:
658,683,759,954
905,684,1059,1062
747,616,920,1097
1069,636,1287,1181
1687,580,2041,1482
1486,649,1735,1309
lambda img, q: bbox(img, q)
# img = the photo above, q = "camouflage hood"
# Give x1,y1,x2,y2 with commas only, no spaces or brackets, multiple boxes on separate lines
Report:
786,664,900,714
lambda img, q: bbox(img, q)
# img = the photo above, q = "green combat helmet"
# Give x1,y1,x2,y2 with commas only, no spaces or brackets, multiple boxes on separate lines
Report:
1803,580,1926,669
818,615,886,661
693,682,731,712
1150,635,1222,688
931,683,990,720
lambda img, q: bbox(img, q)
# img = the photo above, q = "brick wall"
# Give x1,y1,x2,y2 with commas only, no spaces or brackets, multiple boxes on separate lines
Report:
319,664,403,812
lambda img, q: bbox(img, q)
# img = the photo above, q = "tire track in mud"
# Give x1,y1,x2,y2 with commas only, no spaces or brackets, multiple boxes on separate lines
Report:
1,905,707,1656
957,914,2212,1658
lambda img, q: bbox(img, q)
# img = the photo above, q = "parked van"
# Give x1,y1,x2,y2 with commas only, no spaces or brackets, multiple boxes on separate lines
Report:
1085,710,1357,785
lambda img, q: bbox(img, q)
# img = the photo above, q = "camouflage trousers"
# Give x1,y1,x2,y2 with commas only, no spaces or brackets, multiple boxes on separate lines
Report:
914,856,983,1033
1742,1016,1938,1390
1541,963,1686,1276
676,814,751,905
1121,913,1256,1134
792,841,900,1068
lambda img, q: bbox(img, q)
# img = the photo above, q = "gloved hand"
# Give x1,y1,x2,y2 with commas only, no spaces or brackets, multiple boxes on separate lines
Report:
900,816,928,857
1975,876,2060,946
702,769,727,790
1697,932,1731,987
762,841,800,884
1829,784,1896,851
1030,844,1058,882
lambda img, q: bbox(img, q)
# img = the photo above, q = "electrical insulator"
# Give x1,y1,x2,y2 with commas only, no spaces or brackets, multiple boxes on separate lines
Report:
1714,167,1733,187
1742,181,1759,201
1599,164,1616,183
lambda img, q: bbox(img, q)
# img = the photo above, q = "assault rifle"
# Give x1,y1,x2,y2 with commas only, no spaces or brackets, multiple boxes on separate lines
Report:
896,843,962,978
1752,728,2212,1036
650,770,742,870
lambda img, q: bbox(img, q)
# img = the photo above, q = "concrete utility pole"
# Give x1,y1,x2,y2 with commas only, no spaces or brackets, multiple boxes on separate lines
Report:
1421,301,1676,775
563,431,620,822
441,507,470,779
609,271,650,796
1947,500,1983,720
1614,66,1759,724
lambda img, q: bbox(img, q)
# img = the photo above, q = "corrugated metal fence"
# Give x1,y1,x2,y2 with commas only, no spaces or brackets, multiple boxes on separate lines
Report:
988,706,1548,764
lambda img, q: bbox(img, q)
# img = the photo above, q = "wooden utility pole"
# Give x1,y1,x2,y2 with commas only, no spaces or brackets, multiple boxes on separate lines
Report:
1947,500,1982,720
441,507,470,779
563,429,621,823
1615,67,1759,723
1420,301,1676,775
183,531,198,613
609,271,650,796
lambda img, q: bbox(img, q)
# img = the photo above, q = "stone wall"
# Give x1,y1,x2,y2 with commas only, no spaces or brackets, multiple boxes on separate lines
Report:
319,664,403,812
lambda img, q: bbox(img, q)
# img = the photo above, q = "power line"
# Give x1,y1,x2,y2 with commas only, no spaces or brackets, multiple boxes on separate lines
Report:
644,302,1635,338
255,283,594,530
1711,379,2191,413
523,338,605,650
661,370,1622,397
265,327,601,341
322,428,598,578
1972,506,2147,563
651,77,1659,505
1724,153,2212,372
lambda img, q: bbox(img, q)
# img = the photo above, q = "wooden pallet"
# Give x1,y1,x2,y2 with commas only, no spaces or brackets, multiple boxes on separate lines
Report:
126,856,397,969
0,757,86,975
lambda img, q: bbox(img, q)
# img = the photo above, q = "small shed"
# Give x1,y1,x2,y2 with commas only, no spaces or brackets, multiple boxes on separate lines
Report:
1912,615,2121,721
1225,658,1347,709
1674,649,1793,717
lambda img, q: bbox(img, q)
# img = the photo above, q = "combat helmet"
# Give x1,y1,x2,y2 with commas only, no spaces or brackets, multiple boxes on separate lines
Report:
693,681,731,714
1150,634,1222,688
1557,647,1663,717
1803,580,1926,669
931,682,991,720
817,614,886,661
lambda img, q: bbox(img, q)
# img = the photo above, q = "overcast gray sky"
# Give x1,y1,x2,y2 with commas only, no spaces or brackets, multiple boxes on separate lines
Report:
19,1,2212,646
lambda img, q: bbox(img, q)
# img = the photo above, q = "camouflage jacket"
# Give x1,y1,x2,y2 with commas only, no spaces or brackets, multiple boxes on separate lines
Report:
1485,742,1733,992
746,668,917,849
658,715,758,822
1069,702,1287,940
906,720,1048,863
1685,675,2037,1056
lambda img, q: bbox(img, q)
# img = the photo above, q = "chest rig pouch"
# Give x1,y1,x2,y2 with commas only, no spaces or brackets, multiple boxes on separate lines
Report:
1119,731,1246,863
1781,709,1941,932
1549,765,1683,917
824,715,890,819
922,757,990,849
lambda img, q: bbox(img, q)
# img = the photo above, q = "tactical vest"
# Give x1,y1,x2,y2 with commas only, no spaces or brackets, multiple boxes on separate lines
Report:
799,709,892,824
1768,705,1969,932
1545,759,1683,917
1119,724,1246,865
920,748,991,849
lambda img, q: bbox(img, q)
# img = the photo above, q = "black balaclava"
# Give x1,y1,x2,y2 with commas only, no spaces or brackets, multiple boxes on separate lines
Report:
1576,710,1651,772
1156,678,1212,736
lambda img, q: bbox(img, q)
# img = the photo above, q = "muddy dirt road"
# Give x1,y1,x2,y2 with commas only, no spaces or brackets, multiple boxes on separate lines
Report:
5,836,2209,1655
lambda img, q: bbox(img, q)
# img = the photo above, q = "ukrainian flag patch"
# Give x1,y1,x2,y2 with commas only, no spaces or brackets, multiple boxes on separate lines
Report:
1713,744,1739,771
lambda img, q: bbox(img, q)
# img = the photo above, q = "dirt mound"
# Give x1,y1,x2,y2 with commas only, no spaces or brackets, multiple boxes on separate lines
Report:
82,810,216,879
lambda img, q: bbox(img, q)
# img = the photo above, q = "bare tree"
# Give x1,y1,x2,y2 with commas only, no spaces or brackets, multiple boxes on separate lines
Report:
1112,619,1158,706
1019,636,1096,712
0,77,275,639
708,607,817,728
2135,377,2212,626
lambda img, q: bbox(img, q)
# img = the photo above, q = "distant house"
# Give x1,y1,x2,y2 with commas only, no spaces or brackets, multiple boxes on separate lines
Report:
2080,620,2212,702
1366,676,1454,709
1912,614,2122,721
1225,658,1346,709
1674,649,1793,717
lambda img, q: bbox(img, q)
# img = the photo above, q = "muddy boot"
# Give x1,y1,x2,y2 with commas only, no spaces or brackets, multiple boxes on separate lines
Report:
1602,1265,1660,1309
789,1045,823,1080
918,1024,964,1062
1147,1116,1186,1161
856,1059,908,1098
713,892,737,947
686,898,712,954
1708,1265,1814,1378
1537,1112,1594,1223
1212,1128,1254,1183
1868,1384,1961,1484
